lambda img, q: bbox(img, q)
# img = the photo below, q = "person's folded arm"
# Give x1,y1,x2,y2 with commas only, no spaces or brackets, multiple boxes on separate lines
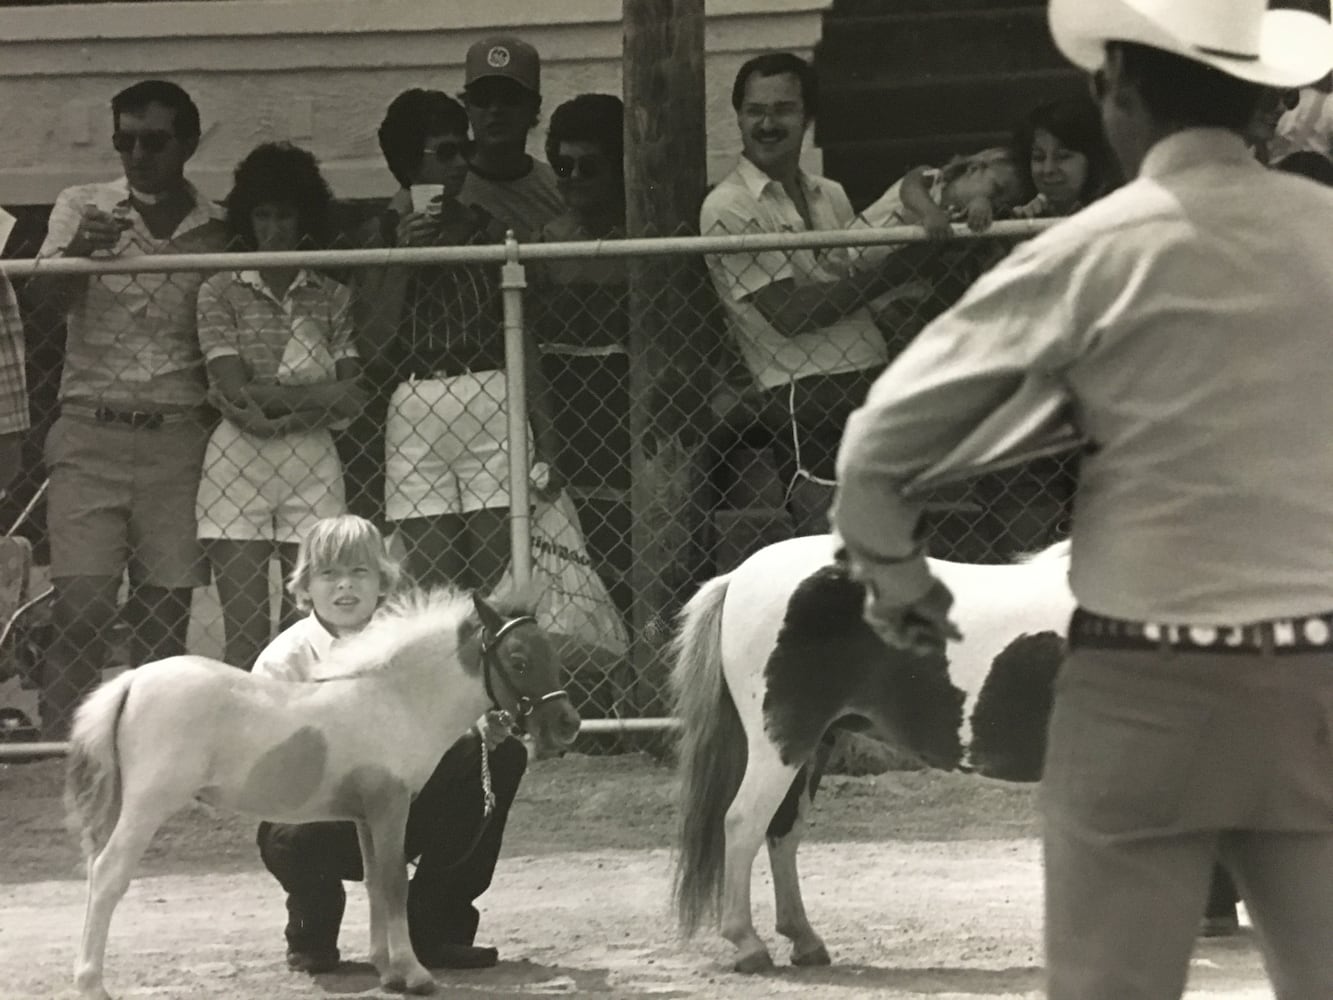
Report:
703,197,942,339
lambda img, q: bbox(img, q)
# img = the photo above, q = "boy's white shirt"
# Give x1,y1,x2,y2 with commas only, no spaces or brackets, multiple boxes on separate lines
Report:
252,613,339,682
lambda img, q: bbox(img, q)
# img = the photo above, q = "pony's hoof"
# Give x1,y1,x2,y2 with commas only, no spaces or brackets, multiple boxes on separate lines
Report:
792,944,831,967
381,964,436,995
75,970,114,1000
733,949,774,974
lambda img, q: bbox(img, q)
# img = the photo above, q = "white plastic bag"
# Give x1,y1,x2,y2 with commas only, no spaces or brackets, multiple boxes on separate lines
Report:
499,491,629,664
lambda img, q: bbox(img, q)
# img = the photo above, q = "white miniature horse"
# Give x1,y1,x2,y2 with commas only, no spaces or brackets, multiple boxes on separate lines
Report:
671,534,1072,972
65,590,580,1000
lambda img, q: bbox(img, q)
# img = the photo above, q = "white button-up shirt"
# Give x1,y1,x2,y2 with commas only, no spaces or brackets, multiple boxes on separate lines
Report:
836,128,1333,625
701,157,888,390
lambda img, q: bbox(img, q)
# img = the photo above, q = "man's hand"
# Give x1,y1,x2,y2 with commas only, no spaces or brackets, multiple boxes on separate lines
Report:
66,206,129,257
864,577,962,656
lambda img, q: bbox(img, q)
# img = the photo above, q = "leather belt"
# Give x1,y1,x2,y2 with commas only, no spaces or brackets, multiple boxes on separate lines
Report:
1069,607,1333,656
62,402,201,430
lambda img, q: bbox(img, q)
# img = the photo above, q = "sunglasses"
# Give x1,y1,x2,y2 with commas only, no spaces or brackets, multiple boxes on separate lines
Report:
551,153,609,180
112,130,174,155
423,138,474,164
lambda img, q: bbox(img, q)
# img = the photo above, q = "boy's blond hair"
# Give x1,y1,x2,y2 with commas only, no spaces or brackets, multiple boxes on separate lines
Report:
288,515,403,610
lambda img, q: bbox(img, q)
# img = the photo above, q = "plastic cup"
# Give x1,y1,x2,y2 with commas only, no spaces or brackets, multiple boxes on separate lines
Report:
409,184,445,216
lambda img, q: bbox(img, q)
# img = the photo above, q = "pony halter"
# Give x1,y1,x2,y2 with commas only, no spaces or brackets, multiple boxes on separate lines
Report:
480,614,570,727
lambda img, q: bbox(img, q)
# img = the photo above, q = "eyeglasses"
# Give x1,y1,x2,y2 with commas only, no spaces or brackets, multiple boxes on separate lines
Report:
112,130,174,155
423,139,474,164
551,153,610,180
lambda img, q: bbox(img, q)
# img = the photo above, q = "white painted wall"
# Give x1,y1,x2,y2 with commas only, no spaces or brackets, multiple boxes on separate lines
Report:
0,0,828,206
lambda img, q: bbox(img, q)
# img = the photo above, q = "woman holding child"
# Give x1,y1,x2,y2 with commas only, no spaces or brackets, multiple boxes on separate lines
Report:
195,143,363,670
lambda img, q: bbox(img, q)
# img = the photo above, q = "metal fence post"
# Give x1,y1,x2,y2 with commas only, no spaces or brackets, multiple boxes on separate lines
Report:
500,231,533,591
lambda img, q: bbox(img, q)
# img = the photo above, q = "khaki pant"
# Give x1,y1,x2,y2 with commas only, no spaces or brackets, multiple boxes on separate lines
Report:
1040,645,1333,999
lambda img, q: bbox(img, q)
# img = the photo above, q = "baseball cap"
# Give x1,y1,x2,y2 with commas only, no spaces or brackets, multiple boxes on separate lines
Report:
464,36,540,94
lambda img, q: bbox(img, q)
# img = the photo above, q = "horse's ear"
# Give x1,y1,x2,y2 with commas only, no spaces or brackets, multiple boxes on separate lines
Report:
473,593,504,634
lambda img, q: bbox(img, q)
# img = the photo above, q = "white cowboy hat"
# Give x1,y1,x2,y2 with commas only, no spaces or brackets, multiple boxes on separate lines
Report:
1049,0,1333,89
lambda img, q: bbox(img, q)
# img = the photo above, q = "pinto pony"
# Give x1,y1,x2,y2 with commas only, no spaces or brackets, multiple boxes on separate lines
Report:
671,534,1072,971
65,590,580,1000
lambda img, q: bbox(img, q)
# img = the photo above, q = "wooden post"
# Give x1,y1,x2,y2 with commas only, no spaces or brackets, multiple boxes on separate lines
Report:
623,0,712,716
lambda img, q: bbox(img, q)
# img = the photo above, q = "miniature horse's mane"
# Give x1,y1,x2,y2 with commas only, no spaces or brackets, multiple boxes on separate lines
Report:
312,585,538,680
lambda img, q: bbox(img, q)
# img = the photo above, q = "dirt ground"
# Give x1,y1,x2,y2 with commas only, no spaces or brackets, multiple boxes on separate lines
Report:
0,752,1273,999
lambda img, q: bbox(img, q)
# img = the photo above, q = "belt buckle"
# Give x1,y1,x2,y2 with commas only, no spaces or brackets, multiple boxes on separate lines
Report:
95,407,163,430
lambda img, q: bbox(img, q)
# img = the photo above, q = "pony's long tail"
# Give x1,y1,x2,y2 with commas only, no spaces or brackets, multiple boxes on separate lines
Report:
670,572,747,938
64,671,133,861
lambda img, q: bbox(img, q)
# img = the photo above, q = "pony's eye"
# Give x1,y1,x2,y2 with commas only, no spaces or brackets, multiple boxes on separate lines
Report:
509,657,528,674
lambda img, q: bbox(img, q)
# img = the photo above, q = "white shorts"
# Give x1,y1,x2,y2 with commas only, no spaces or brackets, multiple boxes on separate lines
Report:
385,371,526,522
196,419,345,544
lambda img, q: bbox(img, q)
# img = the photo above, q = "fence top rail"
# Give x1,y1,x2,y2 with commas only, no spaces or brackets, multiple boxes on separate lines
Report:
0,218,1056,277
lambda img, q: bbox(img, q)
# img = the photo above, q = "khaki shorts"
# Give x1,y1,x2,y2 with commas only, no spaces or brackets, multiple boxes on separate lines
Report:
44,412,209,587
385,372,525,522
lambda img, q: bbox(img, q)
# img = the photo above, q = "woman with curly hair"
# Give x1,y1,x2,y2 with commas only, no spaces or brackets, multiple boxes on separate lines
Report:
194,142,364,669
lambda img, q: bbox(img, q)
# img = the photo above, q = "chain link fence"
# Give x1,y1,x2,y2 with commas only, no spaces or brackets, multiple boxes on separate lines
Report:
0,218,1066,756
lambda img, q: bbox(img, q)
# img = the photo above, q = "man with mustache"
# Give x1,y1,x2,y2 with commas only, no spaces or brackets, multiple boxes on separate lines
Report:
702,52,926,536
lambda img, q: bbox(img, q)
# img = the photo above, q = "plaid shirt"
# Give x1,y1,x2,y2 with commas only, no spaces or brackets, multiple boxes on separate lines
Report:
0,273,28,435
39,177,225,409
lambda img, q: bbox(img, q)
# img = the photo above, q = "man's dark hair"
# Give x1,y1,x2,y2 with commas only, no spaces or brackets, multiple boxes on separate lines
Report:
545,93,624,177
224,142,335,250
111,79,201,142
730,52,818,119
377,89,471,188
1107,42,1264,133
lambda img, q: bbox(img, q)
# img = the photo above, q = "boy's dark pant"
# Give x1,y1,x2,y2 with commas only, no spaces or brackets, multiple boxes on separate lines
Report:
257,732,527,956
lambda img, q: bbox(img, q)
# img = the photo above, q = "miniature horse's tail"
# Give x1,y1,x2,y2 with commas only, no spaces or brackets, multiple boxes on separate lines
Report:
64,671,133,861
670,572,747,938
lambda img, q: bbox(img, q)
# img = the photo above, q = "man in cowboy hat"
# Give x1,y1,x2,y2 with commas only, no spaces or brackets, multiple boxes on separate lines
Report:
832,1,1333,997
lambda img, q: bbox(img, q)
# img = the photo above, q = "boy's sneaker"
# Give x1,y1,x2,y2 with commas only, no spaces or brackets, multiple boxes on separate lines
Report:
286,946,340,974
416,942,499,969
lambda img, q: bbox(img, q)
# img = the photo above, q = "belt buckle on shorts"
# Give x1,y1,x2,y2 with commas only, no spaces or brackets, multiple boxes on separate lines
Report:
94,407,164,430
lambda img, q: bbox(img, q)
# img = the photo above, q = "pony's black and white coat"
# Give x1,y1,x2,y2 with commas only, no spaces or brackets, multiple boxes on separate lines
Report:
671,533,1073,972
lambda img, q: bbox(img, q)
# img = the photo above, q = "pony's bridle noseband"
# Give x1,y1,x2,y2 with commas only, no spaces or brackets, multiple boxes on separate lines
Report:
479,614,570,730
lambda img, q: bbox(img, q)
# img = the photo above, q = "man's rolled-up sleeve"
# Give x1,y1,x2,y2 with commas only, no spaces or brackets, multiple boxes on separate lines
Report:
700,194,795,303
833,236,1086,602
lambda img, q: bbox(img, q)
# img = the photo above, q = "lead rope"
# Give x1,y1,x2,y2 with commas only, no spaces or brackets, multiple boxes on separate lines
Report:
478,729,496,819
